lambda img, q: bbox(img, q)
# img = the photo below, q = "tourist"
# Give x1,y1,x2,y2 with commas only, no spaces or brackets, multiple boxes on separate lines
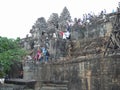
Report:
59,31,64,39
35,49,42,61
65,31,71,40
0,78,5,84
45,49,50,63
18,71,23,79
53,33,57,38
41,46,47,62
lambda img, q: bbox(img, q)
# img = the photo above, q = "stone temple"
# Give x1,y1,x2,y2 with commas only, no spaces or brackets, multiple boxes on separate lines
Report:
1,5,120,90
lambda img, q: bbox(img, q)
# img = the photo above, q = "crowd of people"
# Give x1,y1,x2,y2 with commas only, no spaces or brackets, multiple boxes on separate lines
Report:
32,9,115,64
25,3,120,64
34,46,50,64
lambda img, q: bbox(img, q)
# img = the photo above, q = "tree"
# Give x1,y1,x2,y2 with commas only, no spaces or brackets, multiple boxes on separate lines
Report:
0,37,27,77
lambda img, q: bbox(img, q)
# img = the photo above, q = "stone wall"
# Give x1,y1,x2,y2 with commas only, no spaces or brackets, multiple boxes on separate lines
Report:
33,55,120,90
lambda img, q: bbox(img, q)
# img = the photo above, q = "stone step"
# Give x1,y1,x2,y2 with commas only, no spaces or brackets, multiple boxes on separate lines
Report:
0,84,25,90
41,86,68,90
42,84,67,87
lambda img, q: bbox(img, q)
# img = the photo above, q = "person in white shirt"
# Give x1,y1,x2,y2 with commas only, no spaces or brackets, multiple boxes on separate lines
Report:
63,31,70,39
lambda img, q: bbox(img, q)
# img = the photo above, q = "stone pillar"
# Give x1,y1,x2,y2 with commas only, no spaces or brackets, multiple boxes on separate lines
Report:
23,59,34,80
86,70,91,90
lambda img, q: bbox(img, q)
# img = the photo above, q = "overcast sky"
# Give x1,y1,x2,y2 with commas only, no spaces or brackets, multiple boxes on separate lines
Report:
0,0,119,39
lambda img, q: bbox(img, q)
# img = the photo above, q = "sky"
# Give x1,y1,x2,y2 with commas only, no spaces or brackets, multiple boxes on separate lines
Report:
0,0,119,39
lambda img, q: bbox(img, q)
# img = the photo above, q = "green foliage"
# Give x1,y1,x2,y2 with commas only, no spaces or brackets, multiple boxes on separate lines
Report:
0,37,27,77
